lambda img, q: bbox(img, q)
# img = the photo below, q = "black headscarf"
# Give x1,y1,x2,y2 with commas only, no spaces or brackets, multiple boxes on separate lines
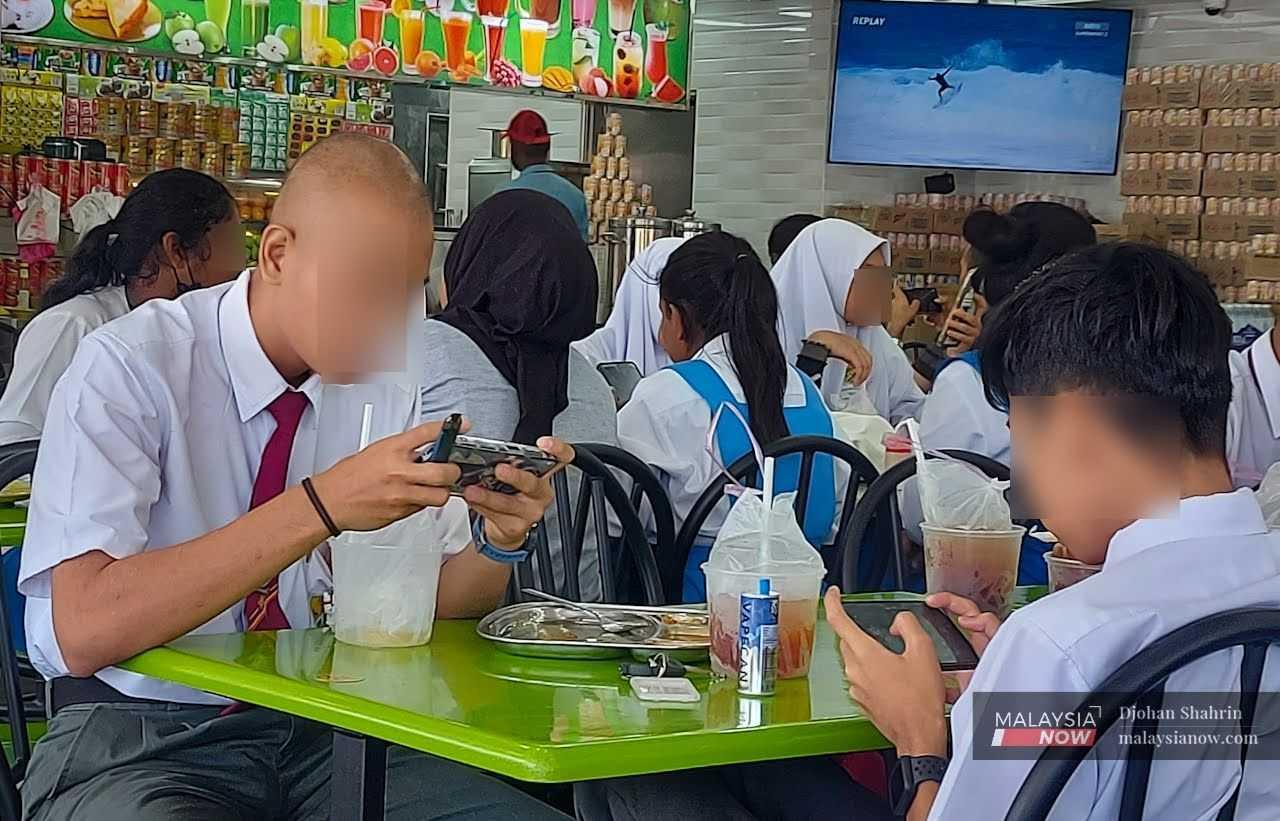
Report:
439,189,598,444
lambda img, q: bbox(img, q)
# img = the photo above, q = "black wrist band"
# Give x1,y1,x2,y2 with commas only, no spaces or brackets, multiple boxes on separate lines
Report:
301,477,341,538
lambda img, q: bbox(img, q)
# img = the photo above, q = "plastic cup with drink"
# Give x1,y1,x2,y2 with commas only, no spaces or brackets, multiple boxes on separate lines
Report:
330,405,446,648
704,463,824,682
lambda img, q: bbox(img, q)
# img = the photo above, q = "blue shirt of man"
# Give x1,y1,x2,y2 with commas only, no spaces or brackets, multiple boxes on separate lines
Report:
499,109,589,240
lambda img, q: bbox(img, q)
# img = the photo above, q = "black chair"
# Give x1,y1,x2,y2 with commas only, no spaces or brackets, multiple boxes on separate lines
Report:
671,435,880,602
1006,608,1280,821
838,449,1012,592
0,439,38,819
574,443,677,605
511,444,664,606
0,322,18,400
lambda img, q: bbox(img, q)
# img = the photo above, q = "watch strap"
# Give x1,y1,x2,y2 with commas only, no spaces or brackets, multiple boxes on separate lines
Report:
472,517,532,564
891,755,948,815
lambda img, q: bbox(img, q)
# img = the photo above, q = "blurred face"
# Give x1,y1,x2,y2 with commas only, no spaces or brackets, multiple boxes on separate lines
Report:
190,211,247,286
261,192,432,379
658,299,698,362
1009,393,1179,565
155,210,245,295
843,247,891,327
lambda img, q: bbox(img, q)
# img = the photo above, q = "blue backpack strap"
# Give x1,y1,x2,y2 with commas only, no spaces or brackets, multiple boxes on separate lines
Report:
666,360,753,477
666,360,752,602
781,368,837,547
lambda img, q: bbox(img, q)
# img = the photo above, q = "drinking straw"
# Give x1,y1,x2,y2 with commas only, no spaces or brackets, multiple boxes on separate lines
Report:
358,403,374,452
759,456,776,564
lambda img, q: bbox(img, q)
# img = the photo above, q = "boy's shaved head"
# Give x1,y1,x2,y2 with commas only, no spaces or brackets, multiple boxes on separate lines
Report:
254,133,432,382
274,133,429,223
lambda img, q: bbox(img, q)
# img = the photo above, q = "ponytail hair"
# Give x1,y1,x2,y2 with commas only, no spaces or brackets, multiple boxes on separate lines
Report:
42,169,236,310
963,202,1096,309
660,231,790,447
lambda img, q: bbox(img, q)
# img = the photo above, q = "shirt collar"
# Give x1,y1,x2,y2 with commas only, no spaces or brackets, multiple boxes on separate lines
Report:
218,270,323,423
521,163,554,175
1105,488,1267,568
1248,331,1280,439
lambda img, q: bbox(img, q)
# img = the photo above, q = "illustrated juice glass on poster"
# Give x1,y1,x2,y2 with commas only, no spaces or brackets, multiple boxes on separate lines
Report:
441,10,472,78
300,0,330,63
240,0,270,56
519,18,548,87
398,7,425,73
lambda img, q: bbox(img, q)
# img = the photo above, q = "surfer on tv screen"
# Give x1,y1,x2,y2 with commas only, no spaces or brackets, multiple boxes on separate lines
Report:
929,66,954,101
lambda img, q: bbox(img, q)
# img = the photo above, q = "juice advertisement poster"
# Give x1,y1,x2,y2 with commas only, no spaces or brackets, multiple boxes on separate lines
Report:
4,0,689,105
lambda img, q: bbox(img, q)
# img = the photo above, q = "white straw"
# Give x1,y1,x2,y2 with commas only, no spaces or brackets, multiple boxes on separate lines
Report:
760,456,776,564
358,403,374,451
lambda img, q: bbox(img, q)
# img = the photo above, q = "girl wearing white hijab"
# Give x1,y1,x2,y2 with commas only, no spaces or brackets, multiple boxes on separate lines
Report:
771,219,925,424
572,236,687,376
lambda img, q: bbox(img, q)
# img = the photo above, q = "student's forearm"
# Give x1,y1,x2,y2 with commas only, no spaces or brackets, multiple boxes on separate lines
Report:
435,546,513,618
51,486,329,676
907,782,938,821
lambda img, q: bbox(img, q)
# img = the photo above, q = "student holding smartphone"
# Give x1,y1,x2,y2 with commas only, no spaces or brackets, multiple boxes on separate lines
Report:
616,232,846,602
903,204,1096,586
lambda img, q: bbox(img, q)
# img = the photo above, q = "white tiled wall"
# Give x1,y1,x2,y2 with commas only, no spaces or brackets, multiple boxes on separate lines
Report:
689,0,1280,247
444,90,585,215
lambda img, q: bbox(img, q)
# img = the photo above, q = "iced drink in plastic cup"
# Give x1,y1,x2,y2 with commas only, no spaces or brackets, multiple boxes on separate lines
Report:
705,564,822,680
1044,550,1102,593
921,524,1024,618
331,539,444,647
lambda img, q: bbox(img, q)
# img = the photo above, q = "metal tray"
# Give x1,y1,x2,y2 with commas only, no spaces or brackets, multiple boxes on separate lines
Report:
477,603,710,660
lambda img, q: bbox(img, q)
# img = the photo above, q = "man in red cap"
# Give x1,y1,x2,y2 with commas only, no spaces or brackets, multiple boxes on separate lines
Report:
500,109,589,240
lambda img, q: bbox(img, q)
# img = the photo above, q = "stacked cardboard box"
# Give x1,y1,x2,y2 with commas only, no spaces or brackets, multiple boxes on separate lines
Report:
1121,63,1280,296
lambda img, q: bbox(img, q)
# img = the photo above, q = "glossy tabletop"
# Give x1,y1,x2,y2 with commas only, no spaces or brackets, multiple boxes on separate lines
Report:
119,589,1047,783
0,505,26,547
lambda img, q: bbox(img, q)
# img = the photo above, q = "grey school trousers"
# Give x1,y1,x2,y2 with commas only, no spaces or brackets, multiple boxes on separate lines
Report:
22,702,568,820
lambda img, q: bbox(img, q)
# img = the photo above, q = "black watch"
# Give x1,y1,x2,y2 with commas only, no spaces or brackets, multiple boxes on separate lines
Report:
795,340,831,380
889,755,947,815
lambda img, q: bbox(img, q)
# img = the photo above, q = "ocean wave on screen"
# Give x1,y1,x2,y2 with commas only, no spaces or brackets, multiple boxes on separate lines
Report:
830,63,1124,172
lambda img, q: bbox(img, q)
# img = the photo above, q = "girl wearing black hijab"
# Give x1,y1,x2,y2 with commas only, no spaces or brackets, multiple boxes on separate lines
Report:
420,189,615,597
423,188,602,444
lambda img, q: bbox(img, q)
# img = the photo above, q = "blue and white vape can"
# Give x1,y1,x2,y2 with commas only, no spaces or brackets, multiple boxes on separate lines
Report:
737,578,779,696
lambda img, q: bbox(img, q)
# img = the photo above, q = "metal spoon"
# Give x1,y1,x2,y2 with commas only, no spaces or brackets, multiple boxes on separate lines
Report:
520,589,656,635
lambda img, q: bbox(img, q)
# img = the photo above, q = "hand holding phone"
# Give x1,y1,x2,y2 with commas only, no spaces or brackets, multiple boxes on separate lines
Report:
838,599,980,671
422,414,560,495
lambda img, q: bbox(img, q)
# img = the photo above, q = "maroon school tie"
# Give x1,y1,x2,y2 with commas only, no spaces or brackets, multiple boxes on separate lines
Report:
243,390,310,631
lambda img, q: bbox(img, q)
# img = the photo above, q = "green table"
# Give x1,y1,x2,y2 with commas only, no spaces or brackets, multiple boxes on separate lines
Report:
0,505,26,548
118,589,1047,817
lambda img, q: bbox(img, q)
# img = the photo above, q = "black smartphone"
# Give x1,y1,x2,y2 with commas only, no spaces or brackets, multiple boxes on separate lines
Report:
423,415,559,495
903,287,944,315
596,361,644,408
841,600,979,672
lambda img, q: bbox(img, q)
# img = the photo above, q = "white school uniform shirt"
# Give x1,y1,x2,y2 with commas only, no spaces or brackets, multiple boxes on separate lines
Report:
931,489,1280,820
18,270,471,705
572,236,684,377
617,334,847,542
0,285,130,445
1226,330,1280,488
770,219,924,424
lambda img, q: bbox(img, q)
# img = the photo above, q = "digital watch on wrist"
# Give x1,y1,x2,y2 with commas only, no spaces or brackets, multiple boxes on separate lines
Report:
795,340,831,380
889,755,947,815
472,517,532,564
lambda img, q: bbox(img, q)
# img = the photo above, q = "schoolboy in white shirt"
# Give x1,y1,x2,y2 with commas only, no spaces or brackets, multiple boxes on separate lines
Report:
1226,327,1280,487
828,243,1280,820
18,134,571,820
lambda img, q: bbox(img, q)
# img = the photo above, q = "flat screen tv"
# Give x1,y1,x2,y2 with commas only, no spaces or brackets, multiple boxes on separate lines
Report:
828,1,1133,175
